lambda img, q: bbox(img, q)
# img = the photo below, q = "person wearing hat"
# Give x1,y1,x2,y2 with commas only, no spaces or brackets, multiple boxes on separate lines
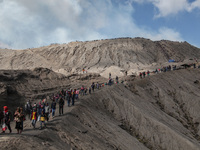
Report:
1,106,12,133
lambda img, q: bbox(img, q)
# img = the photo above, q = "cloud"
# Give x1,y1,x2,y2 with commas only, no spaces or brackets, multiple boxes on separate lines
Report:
130,0,200,17
0,0,184,49
151,0,189,18
188,0,200,11
148,27,183,41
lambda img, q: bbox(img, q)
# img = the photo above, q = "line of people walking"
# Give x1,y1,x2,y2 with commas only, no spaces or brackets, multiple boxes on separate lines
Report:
0,81,108,134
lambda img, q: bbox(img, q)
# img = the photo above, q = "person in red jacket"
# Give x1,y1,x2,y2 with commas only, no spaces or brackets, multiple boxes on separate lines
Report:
2,106,12,133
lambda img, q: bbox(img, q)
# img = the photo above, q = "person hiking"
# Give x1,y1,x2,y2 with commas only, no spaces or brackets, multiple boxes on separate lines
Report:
1,106,12,133
39,111,46,129
116,76,119,83
96,82,99,89
31,109,37,129
84,88,87,95
67,90,71,106
108,79,112,86
139,72,142,79
109,73,111,79
14,107,23,134
89,87,91,94
38,104,45,122
91,82,95,92
20,107,25,132
44,103,50,121
81,86,84,96
25,101,32,120
143,72,146,78
72,89,76,106
75,89,79,100
51,99,56,118
59,97,64,115
147,70,150,76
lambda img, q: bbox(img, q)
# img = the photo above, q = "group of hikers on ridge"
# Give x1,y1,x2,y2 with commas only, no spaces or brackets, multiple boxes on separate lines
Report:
0,81,112,134
1,62,199,134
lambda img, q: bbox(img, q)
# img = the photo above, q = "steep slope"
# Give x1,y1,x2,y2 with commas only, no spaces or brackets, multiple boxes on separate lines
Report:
1,69,200,150
56,69,200,150
0,38,199,77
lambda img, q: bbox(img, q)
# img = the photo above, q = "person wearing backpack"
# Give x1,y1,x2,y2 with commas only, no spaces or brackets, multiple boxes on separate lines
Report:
1,106,12,133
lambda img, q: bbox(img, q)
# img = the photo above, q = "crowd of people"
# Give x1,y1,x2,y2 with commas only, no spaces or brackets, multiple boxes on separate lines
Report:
0,80,113,134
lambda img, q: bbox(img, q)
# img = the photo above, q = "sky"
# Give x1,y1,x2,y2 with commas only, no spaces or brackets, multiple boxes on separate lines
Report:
0,0,200,49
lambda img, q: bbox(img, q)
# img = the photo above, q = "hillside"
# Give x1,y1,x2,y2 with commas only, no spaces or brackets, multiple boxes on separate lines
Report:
0,68,105,115
0,68,200,150
0,38,200,150
0,38,200,77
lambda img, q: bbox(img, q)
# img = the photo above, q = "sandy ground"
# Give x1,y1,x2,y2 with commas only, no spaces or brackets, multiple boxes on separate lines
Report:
0,68,200,150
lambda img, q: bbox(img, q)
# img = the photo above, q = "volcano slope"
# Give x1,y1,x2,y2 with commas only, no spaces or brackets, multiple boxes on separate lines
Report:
0,38,200,77
1,68,200,150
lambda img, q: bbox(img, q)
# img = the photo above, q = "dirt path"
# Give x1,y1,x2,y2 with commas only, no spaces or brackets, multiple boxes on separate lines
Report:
0,84,106,138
